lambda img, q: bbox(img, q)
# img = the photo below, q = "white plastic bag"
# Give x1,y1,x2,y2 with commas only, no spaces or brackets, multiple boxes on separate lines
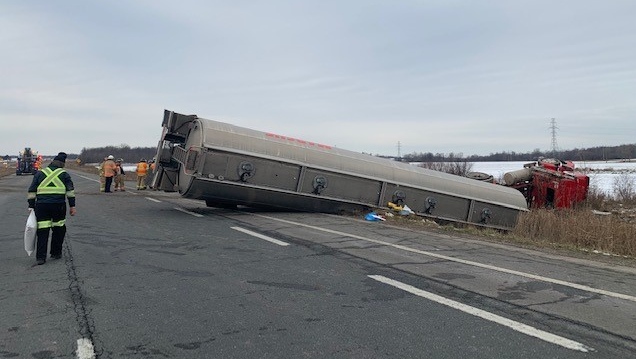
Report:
24,210,37,256
399,205,415,216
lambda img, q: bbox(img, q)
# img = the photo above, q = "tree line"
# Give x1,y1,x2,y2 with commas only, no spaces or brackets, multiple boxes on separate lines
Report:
8,142,633,164
399,144,636,162
77,145,156,164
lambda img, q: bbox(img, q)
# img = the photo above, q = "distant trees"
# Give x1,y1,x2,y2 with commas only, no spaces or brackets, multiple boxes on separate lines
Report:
75,142,636,165
560,144,636,162
402,144,636,162
78,145,156,164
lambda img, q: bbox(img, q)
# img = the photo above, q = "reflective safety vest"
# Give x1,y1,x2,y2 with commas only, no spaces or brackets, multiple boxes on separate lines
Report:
136,162,148,175
36,168,67,195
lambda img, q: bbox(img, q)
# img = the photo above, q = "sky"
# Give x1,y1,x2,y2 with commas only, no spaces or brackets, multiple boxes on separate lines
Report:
2,1,636,158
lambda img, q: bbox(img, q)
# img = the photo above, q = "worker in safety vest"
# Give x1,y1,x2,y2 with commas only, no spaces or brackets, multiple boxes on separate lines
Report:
136,158,149,190
34,154,42,170
102,155,117,193
114,158,126,191
27,152,76,265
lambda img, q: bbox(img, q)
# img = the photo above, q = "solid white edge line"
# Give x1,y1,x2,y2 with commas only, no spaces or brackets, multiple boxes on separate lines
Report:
76,338,95,359
253,214,636,303
369,275,593,353
231,226,290,246
145,197,161,203
174,207,204,217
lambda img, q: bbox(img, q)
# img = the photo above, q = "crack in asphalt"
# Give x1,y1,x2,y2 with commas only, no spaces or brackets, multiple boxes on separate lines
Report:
64,238,103,358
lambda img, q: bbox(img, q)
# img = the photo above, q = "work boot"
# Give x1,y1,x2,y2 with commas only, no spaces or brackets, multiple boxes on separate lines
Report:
36,259,45,265
51,254,62,259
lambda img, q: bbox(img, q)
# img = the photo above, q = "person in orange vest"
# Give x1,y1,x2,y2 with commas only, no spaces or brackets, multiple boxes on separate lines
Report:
114,158,126,191
34,154,43,170
136,158,149,190
102,155,117,193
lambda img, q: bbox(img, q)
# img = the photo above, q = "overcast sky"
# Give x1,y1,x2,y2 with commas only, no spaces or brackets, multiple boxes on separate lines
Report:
2,1,635,158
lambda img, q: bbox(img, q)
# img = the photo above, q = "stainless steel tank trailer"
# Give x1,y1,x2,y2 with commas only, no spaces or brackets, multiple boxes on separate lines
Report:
151,110,528,230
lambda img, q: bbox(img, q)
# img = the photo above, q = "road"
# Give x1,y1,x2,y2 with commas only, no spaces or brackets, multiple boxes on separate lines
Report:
1,170,635,358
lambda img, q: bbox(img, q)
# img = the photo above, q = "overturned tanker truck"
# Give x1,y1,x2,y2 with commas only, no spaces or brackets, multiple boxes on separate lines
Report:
151,110,528,230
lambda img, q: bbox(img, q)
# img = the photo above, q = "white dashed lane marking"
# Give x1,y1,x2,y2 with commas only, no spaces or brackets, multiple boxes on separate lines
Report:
76,338,95,359
174,207,204,217
231,226,290,246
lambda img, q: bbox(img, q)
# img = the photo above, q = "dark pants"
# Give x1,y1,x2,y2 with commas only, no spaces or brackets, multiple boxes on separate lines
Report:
35,202,67,260
105,176,114,192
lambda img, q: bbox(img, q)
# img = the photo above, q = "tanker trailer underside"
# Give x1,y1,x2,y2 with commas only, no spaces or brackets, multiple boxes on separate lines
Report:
152,110,528,230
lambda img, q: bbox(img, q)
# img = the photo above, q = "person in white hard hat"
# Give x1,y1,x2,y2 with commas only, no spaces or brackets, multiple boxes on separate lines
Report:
102,155,117,193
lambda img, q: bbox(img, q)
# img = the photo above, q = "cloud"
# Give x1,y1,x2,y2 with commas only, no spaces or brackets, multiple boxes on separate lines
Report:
1,1,635,157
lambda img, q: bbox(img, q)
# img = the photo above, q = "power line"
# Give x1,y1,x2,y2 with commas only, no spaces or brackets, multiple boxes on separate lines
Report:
549,118,559,156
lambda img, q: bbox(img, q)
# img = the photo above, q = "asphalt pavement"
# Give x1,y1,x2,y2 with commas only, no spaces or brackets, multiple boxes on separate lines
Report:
2,170,636,359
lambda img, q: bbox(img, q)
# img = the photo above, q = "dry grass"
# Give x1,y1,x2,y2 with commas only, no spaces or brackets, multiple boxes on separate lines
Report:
378,191,636,264
512,208,636,258
0,165,14,178
418,161,474,176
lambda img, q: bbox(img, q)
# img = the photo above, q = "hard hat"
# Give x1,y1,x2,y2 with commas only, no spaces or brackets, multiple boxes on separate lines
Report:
141,158,146,162
107,155,114,160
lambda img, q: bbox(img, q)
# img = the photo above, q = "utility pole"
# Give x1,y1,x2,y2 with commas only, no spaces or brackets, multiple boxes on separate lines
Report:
550,118,559,157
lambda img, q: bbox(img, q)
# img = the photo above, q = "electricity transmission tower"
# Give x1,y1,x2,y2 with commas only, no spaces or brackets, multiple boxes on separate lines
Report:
549,118,559,157
397,141,402,159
